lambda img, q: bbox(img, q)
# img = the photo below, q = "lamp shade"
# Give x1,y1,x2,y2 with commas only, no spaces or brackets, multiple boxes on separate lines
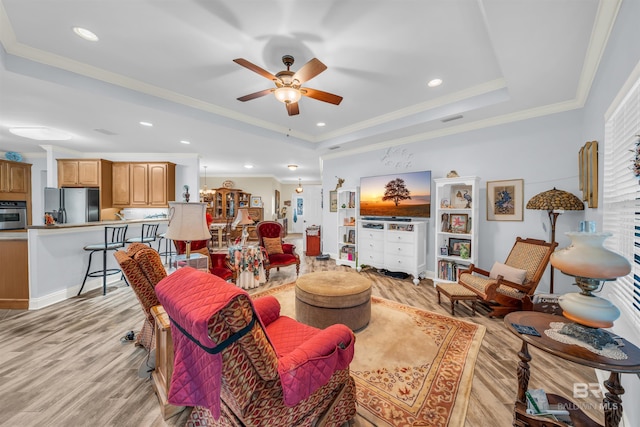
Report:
165,202,211,241
526,187,584,211
550,232,631,280
233,208,253,227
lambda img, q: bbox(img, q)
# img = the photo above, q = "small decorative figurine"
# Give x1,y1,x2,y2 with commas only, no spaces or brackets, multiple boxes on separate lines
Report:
183,185,190,202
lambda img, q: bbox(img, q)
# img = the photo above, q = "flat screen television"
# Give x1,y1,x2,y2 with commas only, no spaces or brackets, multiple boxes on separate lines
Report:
359,170,431,219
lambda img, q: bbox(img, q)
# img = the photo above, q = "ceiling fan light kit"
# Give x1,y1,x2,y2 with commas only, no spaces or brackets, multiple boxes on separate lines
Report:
234,55,343,116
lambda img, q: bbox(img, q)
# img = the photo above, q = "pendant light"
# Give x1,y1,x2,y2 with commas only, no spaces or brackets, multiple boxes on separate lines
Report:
295,178,303,193
199,166,213,200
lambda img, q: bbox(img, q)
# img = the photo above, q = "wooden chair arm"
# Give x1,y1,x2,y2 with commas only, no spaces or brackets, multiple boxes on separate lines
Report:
459,264,490,277
496,277,534,293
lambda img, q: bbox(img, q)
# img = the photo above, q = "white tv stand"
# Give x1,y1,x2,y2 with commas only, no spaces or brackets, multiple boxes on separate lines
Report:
356,219,427,285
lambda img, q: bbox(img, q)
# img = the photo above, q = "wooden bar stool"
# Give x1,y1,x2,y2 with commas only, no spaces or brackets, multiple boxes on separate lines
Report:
78,225,128,296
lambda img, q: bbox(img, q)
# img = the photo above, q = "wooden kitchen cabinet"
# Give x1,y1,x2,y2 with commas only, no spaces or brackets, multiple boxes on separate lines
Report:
57,159,112,218
57,159,111,187
112,162,175,207
111,163,130,205
0,159,31,194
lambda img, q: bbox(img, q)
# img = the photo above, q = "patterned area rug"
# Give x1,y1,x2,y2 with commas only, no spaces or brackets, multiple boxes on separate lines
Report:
253,283,486,427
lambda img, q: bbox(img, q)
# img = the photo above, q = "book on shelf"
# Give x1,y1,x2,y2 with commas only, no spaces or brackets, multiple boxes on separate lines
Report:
437,259,465,281
340,245,355,261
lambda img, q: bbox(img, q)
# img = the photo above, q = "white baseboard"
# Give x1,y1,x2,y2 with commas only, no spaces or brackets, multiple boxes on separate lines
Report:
28,276,122,310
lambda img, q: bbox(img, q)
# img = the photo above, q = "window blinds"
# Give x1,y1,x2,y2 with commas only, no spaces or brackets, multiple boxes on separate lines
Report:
603,74,640,331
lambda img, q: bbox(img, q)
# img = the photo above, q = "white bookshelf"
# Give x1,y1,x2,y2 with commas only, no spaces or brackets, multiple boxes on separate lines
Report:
336,188,358,268
433,176,480,284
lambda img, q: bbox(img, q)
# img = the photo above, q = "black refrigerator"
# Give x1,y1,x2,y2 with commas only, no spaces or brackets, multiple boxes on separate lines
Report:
44,187,100,224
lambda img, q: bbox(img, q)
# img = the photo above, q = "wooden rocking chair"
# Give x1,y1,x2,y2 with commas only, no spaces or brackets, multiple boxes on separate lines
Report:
458,237,558,317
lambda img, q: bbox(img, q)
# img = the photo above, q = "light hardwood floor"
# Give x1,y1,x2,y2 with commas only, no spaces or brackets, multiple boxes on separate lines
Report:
0,235,603,426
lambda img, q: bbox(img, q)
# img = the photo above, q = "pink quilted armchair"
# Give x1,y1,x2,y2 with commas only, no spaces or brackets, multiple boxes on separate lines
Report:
114,243,167,349
256,220,300,281
155,268,357,426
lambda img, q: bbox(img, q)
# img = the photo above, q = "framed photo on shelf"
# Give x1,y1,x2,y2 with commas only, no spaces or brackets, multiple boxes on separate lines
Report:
450,185,472,208
250,196,262,207
449,213,468,233
448,238,471,257
330,190,338,212
486,179,524,221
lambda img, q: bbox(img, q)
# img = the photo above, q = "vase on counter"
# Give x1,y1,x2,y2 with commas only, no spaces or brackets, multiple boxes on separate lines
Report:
183,185,190,202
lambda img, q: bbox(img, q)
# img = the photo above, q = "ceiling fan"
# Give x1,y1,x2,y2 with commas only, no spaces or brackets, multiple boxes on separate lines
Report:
233,55,343,116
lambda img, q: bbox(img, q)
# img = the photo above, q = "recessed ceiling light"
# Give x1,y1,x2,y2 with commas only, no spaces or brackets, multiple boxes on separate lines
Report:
316,122,326,127
428,78,443,88
139,121,153,127
244,164,253,169
9,127,72,141
180,140,190,144
72,27,99,42
287,164,298,171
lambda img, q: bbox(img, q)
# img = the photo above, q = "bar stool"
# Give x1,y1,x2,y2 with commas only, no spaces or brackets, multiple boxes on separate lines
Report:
78,225,128,296
156,232,176,265
126,223,160,247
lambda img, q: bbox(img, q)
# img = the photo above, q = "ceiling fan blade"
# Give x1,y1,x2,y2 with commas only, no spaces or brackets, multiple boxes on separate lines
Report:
300,87,343,105
292,58,327,84
286,102,300,116
233,58,279,82
237,88,273,102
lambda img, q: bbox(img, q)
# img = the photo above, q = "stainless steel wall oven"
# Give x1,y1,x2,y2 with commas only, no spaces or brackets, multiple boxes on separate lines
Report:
0,200,27,230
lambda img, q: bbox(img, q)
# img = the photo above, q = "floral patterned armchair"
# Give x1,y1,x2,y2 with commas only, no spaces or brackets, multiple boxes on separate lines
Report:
255,221,300,281
114,243,167,349
155,267,357,426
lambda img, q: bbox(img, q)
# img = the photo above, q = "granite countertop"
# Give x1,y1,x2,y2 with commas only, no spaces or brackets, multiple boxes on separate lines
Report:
0,230,28,240
28,217,168,230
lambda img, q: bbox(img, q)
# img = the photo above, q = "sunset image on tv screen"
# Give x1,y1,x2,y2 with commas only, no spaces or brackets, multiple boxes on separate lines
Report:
359,171,431,218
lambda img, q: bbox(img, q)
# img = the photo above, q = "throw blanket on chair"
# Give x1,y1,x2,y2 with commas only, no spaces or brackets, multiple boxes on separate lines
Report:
155,267,248,419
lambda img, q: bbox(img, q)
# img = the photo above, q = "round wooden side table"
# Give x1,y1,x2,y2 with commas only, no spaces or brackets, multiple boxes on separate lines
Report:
504,311,640,427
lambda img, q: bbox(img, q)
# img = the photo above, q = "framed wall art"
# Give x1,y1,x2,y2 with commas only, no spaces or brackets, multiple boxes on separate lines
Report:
579,140,598,208
329,190,338,212
486,179,524,221
449,213,469,233
250,196,262,208
448,238,471,257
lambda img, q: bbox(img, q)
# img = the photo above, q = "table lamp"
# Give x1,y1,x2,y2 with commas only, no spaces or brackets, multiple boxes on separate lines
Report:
233,208,253,246
526,187,584,293
550,222,631,346
164,202,210,258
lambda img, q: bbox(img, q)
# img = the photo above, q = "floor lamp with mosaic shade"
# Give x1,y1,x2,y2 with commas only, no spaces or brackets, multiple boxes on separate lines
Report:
526,188,584,293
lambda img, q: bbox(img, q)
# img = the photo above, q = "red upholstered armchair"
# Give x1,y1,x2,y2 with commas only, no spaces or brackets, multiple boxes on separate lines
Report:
173,239,235,282
256,220,300,281
155,268,357,426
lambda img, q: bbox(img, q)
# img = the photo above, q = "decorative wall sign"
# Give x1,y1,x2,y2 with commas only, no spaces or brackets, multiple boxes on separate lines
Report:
486,179,524,221
579,141,598,208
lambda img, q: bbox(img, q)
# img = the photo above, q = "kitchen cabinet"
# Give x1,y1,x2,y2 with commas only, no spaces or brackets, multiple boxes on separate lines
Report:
112,162,176,207
0,160,31,194
1,160,33,225
0,237,29,309
57,159,111,187
57,159,113,218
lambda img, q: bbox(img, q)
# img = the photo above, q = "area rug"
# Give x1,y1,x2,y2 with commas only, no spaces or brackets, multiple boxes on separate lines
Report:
253,283,486,427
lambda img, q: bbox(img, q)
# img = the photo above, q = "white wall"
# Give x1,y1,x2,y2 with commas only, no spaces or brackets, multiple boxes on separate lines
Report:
323,109,584,295
577,0,640,423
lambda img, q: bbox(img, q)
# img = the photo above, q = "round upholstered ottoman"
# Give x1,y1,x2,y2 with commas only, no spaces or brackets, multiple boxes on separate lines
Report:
295,271,372,331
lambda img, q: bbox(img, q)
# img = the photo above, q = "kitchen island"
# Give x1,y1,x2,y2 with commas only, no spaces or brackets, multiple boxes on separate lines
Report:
27,219,168,309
